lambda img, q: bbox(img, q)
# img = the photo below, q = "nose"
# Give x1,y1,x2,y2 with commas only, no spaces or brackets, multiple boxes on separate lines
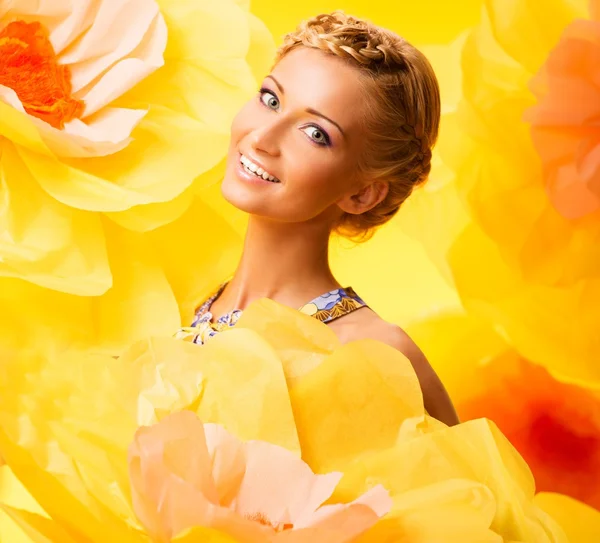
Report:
248,118,282,158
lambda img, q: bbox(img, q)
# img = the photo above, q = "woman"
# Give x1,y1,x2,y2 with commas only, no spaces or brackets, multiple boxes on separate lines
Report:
180,12,459,426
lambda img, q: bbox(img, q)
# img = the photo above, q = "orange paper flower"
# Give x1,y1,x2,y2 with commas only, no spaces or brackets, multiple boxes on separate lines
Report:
407,313,600,511
129,411,392,542
459,354,600,509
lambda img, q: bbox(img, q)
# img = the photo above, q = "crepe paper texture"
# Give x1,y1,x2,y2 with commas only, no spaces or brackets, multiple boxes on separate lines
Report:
1,300,592,541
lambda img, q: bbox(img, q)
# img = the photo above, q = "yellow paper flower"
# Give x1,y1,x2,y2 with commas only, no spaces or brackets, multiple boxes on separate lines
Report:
430,0,600,385
535,492,600,542
0,0,274,353
0,301,573,541
407,313,600,511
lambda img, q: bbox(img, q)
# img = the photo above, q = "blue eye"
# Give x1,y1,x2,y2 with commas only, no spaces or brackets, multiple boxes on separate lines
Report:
259,89,280,110
302,125,331,147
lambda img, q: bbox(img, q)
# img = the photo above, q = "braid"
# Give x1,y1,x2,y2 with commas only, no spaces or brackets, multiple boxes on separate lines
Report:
276,11,440,239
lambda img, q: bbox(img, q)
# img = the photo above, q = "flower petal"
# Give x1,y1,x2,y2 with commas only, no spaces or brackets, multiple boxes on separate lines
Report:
534,492,600,542
334,419,559,542
485,0,587,73
91,221,181,353
288,337,424,473
0,504,79,543
21,106,229,211
233,439,341,527
355,480,501,543
0,142,111,295
128,411,219,539
61,1,167,115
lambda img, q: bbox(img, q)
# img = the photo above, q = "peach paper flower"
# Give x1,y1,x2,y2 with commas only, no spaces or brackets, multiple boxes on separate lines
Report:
129,411,391,542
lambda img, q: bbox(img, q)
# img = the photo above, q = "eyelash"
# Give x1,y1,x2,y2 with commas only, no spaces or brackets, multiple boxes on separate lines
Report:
258,88,332,147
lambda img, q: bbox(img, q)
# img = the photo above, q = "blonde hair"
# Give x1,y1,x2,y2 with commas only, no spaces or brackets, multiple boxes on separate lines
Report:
276,12,440,239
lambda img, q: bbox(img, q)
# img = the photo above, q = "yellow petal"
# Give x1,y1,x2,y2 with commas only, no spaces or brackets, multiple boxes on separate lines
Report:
90,221,182,355
289,338,424,472
22,107,229,212
104,185,195,232
356,479,501,543
0,422,142,542
485,0,587,73
0,505,77,543
235,299,340,383
0,102,52,157
449,223,600,387
534,492,600,542
158,0,257,87
335,419,562,542
147,196,243,325
0,142,111,295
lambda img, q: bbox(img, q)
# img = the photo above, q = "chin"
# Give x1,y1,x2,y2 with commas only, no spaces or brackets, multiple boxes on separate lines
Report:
220,173,268,215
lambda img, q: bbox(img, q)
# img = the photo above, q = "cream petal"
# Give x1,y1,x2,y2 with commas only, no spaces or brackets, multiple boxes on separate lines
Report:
275,504,383,543
42,108,147,158
78,56,161,118
46,0,95,54
77,16,167,118
0,0,72,22
232,439,342,527
293,485,391,530
61,1,166,109
0,86,25,112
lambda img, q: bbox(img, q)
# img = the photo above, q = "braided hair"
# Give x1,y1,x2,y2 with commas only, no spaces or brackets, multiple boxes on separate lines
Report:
276,12,440,239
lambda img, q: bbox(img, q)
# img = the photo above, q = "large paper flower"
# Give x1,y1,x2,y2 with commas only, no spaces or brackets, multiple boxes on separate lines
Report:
407,313,600,511
0,301,577,541
426,0,600,385
128,411,391,541
0,0,274,353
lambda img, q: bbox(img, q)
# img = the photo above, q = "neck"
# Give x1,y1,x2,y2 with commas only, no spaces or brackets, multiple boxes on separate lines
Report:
219,216,341,312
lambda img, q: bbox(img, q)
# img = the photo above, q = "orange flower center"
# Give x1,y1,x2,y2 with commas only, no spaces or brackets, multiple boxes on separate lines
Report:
0,20,84,129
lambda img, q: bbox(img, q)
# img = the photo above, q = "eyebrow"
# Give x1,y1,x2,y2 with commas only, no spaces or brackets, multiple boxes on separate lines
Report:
265,75,346,138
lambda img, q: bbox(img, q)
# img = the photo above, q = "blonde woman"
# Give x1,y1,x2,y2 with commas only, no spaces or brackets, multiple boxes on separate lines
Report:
180,12,459,426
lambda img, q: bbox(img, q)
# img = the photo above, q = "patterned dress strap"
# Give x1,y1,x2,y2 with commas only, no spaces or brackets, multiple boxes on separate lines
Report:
191,283,227,325
298,287,367,324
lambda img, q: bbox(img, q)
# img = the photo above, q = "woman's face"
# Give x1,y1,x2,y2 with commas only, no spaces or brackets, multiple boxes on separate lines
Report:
221,47,371,226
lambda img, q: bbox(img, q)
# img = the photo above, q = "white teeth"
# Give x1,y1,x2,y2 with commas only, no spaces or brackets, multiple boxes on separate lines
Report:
239,154,279,183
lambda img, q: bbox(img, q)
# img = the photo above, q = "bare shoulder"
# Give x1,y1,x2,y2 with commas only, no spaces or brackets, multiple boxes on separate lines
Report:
330,308,460,426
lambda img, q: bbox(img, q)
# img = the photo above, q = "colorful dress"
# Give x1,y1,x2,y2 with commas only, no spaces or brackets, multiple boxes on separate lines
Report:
176,284,367,345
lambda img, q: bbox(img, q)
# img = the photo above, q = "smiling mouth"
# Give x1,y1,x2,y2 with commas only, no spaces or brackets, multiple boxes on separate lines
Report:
239,154,280,183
